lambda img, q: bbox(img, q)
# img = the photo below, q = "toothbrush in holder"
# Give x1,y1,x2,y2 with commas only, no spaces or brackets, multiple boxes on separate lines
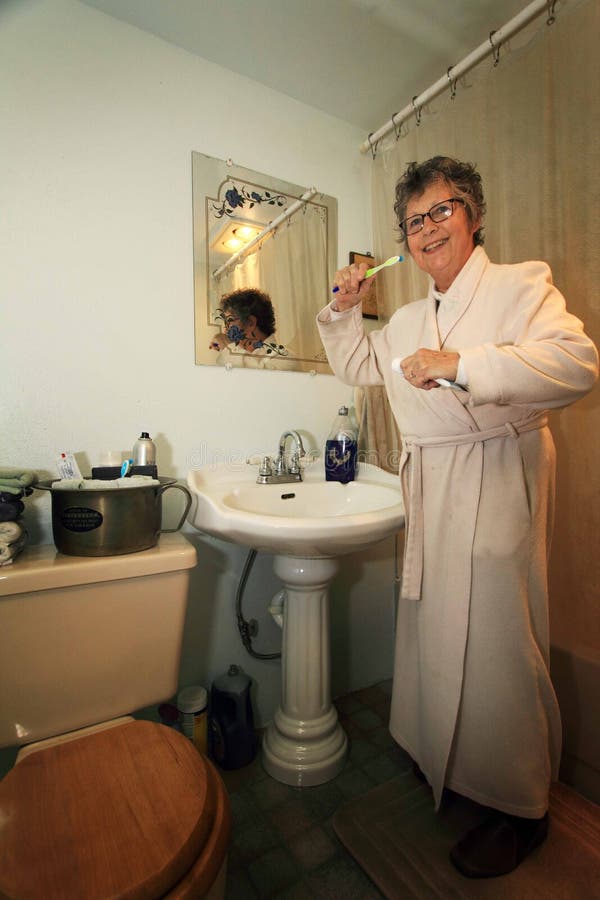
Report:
332,255,404,293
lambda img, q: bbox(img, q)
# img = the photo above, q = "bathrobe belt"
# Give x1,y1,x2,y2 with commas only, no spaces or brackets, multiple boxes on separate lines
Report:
399,414,548,601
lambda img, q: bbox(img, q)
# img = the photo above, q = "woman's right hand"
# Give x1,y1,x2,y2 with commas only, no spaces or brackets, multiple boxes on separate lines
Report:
332,263,375,311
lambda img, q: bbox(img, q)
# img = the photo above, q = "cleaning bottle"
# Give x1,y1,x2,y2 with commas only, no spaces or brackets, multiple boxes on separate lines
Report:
325,405,358,484
209,665,257,770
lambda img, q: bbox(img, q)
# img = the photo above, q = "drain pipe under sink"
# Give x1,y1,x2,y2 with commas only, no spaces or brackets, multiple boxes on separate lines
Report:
235,549,282,660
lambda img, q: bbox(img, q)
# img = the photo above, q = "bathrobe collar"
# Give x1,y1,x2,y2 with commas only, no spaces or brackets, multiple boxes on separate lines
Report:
428,246,488,346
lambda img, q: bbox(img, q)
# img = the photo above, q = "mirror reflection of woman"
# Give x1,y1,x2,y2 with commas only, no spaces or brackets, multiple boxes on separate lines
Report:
209,288,288,362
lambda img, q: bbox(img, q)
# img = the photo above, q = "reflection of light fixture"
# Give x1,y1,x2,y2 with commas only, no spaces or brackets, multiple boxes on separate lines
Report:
222,225,261,252
235,225,258,241
217,223,261,253
223,237,243,251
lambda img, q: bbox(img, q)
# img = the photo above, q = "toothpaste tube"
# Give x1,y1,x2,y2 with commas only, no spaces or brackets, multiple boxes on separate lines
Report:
391,358,465,390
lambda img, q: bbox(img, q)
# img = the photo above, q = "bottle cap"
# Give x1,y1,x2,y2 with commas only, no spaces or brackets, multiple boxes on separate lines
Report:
177,685,208,713
213,665,251,693
338,406,348,415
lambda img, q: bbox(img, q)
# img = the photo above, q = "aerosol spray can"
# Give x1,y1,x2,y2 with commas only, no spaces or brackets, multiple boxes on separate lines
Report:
132,432,156,466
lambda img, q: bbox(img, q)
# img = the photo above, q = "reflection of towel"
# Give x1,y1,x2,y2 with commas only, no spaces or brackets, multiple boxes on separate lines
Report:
0,468,38,495
0,520,27,566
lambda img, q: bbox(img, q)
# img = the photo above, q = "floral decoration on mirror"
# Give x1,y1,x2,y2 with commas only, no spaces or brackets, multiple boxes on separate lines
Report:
212,184,288,219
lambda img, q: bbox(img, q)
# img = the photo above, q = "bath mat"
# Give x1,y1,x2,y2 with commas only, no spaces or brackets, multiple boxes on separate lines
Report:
333,774,600,899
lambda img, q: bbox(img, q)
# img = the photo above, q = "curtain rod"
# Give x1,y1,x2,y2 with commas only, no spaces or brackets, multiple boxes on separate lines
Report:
360,0,554,155
213,187,318,278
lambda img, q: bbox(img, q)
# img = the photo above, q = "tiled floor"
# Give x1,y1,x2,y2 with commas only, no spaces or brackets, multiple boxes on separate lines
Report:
218,679,415,899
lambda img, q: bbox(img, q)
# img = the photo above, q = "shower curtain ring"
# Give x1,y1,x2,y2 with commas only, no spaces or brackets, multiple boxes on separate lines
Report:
489,31,501,67
367,132,378,160
391,112,404,140
546,0,557,24
412,97,422,127
446,66,457,100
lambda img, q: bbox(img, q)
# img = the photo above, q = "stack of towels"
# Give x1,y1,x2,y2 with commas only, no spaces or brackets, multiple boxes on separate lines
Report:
0,468,38,566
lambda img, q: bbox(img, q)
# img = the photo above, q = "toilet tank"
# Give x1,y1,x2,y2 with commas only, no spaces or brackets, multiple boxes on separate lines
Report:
0,533,197,749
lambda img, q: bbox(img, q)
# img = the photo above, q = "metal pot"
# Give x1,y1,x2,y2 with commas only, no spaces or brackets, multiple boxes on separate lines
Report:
36,478,192,557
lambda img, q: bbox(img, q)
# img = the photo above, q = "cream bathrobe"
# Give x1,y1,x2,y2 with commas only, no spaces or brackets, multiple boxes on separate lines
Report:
317,247,598,817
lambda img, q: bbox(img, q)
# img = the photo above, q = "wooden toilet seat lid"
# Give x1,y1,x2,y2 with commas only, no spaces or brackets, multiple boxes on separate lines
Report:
0,720,220,900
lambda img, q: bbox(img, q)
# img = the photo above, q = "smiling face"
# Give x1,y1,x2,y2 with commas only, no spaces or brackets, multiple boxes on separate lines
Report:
406,178,480,292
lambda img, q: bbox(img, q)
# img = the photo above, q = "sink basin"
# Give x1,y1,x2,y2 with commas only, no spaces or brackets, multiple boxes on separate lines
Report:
187,461,404,557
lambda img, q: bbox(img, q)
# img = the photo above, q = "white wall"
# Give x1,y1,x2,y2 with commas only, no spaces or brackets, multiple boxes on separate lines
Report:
0,0,397,726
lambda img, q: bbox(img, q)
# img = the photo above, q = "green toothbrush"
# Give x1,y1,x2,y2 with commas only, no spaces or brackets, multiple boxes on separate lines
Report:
332,255,404,292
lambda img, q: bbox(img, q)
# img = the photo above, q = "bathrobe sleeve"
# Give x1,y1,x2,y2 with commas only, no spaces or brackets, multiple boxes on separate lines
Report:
458,261,598,408
315,303,388,386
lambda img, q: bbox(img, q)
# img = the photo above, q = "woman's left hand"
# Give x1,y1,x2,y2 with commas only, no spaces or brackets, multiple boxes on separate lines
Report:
400,349,460,390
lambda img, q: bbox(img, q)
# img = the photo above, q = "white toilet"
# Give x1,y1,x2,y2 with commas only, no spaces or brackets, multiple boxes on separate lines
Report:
0,532,230,900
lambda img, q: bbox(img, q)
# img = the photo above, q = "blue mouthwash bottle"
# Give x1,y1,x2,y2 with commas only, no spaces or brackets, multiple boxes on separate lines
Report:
325,405,358,484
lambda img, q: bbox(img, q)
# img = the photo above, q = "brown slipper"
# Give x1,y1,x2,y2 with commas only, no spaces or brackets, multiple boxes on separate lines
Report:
450,812,548,878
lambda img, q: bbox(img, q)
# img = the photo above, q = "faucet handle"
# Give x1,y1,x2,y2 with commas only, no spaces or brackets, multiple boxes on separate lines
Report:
246,454,274,474
259,456,274,476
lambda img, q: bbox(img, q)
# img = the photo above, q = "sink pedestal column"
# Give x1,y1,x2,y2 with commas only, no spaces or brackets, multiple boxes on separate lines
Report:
262,555,347,786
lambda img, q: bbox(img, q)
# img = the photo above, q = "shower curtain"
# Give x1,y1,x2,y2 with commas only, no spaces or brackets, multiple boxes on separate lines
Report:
364,0,599,653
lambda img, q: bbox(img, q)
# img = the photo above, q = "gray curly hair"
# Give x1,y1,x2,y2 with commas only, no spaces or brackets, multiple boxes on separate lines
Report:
394,156,486,247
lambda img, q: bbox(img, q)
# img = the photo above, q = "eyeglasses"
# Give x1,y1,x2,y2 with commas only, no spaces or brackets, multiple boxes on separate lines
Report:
400,198,465,237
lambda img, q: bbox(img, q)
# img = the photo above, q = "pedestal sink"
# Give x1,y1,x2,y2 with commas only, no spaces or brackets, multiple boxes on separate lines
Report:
187,461,404,786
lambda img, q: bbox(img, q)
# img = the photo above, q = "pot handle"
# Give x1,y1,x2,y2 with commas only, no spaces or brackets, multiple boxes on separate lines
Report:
158,483,193,533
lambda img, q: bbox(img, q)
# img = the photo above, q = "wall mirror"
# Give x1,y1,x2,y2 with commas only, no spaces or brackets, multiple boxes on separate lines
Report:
192,152,337,372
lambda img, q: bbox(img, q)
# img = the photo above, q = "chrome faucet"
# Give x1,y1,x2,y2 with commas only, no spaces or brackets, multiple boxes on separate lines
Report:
276,430,305,473
254,430,307,484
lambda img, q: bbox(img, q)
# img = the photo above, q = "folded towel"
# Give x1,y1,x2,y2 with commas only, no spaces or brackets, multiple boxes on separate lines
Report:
0,483,32,496
50,479,84,490
0,520,25,543
0,500,24,521
0,467,38,482
116,476,160,488
51,477,159,491
51,479,119,490
0,488,33,501
0,535,27,566
0,469,38,492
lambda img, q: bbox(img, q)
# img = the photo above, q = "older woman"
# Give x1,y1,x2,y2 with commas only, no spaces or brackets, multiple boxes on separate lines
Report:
317,157,598,878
